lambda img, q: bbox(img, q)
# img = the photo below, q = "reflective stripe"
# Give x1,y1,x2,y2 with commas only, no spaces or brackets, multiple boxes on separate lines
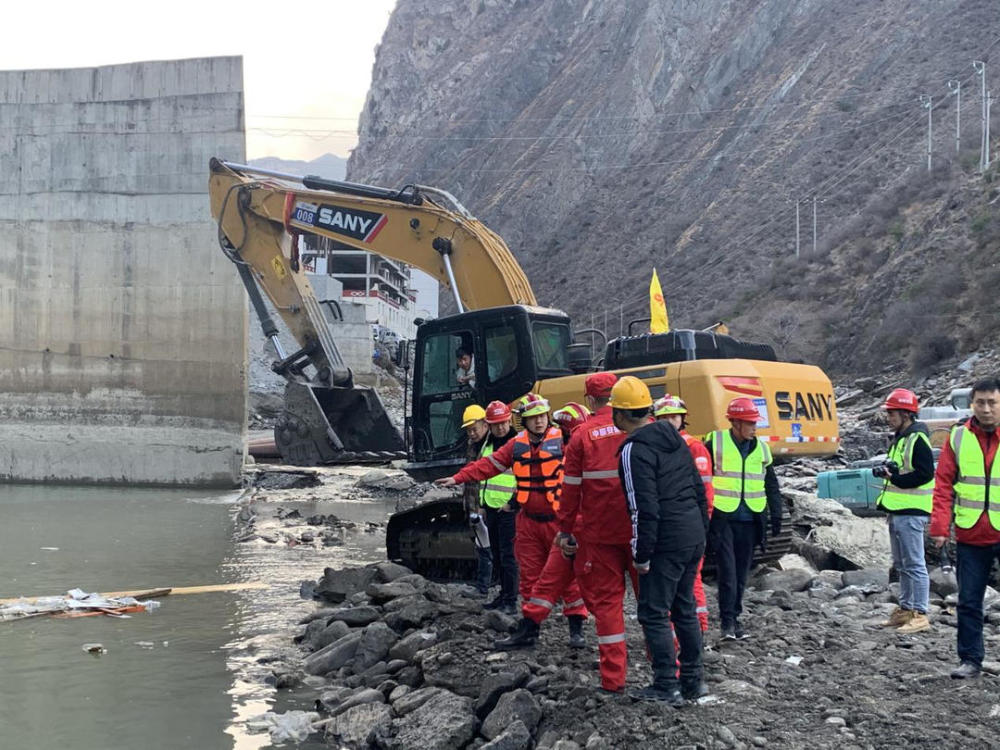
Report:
528,597,555,610
695,606,709,614
564,599,585,609
957,496,984,509
563,475,582,486
715,488,766,499
597,632,626,645
956,477,1000,487
701,476,713,484
487,454,506,472
582,469,620,479
951,425,1000,530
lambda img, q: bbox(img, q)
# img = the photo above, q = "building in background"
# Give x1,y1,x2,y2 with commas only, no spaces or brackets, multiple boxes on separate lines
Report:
303,236,438,340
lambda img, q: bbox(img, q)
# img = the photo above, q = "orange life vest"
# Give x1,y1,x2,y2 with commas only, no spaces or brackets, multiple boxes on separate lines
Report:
511,426,564,511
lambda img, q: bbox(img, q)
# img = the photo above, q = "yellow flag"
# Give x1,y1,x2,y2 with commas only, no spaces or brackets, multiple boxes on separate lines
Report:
649,269,669,333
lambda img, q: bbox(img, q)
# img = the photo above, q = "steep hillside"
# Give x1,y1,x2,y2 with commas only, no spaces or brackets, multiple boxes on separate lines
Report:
349,0,1000,376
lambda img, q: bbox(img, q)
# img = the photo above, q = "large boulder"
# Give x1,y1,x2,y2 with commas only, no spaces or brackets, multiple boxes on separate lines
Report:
324,702,392,747
304,631,363,676
354,622,400,672
313,620,352,651
374,689,477,750
481,689,541,740
385,601,439,631
315,566,380,605
841,568,890,590
329,606,382,627
330,687,385,717
375,561,413,583
930,566,958,597
367,581,420,604
388,630,439,663
757,568,815,593
391,686,444,716
422,650,483,697
475,665,532,718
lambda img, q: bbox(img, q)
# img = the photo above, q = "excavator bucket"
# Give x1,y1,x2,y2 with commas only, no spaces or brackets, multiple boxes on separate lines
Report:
274,382,405,465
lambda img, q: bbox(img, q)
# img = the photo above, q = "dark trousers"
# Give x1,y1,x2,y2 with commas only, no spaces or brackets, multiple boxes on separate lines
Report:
956,541,1000,667
485,506,518,604
710,516,756,628
637,543,705,690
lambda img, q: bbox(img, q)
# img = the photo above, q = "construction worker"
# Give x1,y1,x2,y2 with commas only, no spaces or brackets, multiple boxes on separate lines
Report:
461,405,492,596
616,376,709,705
479,400,519,611
704,397,783,641
552,401,591,442
654,395,713,634
551,372,641,691
494,396,599,650
874,388,935,634
930,377,1000,679
436,394,587,642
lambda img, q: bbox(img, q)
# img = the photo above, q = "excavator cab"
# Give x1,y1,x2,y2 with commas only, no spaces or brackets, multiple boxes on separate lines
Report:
403,305,573,481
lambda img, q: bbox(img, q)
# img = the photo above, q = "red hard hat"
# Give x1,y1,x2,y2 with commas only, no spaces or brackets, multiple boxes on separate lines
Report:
484,400,512,424
552,402,591,433
883,388,919,413
726,397,761,422
585,372,618,398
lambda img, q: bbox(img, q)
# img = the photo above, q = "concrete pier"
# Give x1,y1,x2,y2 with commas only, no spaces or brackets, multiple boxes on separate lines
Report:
0,57,248,486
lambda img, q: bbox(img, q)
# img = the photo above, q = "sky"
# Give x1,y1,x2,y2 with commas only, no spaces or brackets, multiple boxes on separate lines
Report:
2,0,397,161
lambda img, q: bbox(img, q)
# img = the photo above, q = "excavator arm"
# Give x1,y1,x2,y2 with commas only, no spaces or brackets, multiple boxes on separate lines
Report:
208,158,535,464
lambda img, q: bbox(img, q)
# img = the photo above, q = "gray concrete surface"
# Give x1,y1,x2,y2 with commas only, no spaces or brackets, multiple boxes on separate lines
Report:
0,57,247,486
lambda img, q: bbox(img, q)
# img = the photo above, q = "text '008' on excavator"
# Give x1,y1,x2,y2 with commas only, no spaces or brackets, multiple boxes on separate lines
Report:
209,158,840,477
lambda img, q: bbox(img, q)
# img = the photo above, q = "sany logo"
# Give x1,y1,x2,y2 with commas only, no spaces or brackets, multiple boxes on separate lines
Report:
292,201,388,243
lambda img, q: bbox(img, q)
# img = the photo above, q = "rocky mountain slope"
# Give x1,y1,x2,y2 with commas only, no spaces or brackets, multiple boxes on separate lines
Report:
349,0,1000,377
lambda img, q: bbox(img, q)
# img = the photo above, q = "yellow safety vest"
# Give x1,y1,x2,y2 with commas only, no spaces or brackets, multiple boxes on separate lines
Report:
478,440,516,509
951,425,1000,530
876,430,934,513
710,430,772,514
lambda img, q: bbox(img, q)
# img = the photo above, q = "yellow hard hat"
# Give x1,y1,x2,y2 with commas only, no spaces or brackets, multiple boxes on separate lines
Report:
608,376,653,410
461,404,487,428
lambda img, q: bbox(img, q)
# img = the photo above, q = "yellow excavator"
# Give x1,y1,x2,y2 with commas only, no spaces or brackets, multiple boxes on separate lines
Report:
210,159,837,576
210,158,838,473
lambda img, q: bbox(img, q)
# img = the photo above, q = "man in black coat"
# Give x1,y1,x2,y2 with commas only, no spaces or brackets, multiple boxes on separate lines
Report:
612,376,709,705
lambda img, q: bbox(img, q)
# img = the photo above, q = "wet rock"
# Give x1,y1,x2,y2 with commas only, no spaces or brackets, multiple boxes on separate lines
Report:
329,605,382,627
481,689,542,740
354,622,400,672
385,659,407,674
297,617,327,647
314,620,352,651
374,689,476,750
331,687,385,716
388,684,411,702
424,582,457,604
757,568,815,593
304,631,363,676
315,566,380,605
382,594,426,613
388,630,439,662
394,574,429,591
813,570,845,589
367,581,420,603
358,470,416,491
930,567,958,597
484,610,518,633
376,561,413,583
392,686,445,716
394,665,423,687
481,720,532,750
475,665,532,718
317,686,354,711
324,702,392,748
299,607,339,625
386,601,439,631
841,568,889,590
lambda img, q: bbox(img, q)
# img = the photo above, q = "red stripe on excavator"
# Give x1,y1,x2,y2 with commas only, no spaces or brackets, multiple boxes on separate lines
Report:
717,376,764,396
282,192,295,231
365,215,389,242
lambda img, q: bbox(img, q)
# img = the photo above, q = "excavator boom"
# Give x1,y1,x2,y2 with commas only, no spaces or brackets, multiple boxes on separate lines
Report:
208,159,536,464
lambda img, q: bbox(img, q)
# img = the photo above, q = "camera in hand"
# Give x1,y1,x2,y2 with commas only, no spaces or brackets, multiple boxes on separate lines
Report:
872,460,900,479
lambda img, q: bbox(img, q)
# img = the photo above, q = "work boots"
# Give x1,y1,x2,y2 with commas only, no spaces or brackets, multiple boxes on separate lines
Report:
567,615,586,648
897,612,931,634
880,607,912,628
681,680,709,701
494,617,540,650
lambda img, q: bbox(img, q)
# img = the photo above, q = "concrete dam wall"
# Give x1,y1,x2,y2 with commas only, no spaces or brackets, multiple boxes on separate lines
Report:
0,57,248,487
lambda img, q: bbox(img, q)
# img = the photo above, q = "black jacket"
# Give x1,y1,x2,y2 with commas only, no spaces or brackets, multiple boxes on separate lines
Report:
883,420,935,516
619,420,708,566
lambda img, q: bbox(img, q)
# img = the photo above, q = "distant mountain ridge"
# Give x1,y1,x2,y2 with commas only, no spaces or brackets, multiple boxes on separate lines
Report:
249,153,347,180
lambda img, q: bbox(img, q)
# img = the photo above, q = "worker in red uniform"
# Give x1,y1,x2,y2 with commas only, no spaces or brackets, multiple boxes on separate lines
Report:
552,372,640,692
552,401,591,442
654,395,714,634
436,393,587,647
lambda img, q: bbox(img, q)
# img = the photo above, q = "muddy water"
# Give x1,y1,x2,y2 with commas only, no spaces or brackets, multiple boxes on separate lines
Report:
0,483,391,749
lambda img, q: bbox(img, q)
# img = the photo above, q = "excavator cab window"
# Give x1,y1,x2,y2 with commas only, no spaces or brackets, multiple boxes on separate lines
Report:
484,323,519,385
531,320,571,375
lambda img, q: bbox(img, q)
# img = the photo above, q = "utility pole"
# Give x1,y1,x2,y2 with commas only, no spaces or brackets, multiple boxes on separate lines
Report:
619,301,623,337
812,196,818,255
974,60,987,170
603,308,608,336
987,90,993,169
920,95,933,171
948,79,961,153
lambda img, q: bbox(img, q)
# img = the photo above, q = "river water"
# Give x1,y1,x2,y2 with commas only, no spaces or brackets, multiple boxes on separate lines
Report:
0,482,391,749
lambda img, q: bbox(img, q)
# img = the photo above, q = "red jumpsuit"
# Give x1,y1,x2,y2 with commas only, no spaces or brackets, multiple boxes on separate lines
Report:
558,406,636,692
681,430,715,632
452,427,587,621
